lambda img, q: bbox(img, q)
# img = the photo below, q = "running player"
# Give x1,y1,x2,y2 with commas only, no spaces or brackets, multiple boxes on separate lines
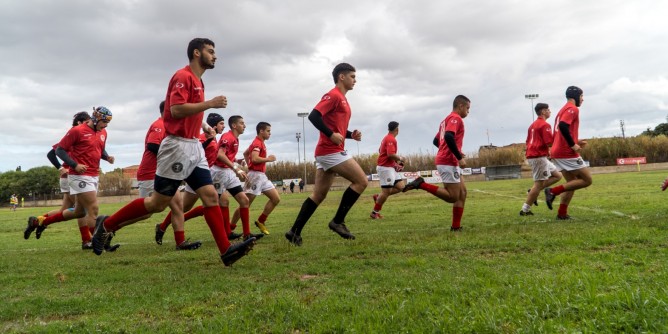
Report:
91,38,255,266
520,103,562,216
24,107,116,245
370,121,406,219
229,121,281,235
544,86,592,220
402,95,471,231
285,63,368,246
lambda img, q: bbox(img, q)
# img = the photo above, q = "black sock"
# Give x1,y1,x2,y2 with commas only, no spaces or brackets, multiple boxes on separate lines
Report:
292,197,319,235
333,187,361,224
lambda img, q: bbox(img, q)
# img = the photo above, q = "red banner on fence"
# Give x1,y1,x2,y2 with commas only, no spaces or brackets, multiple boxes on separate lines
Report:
616,157,646,165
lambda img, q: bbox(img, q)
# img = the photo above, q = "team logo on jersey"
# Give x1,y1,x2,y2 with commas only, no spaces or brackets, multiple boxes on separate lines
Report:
78,181,86,189
454,171,460,179
100,135,106,142
322,95,331,101
155,128,162,133
577,158,584,165
171,162,183,173
175,82,184,88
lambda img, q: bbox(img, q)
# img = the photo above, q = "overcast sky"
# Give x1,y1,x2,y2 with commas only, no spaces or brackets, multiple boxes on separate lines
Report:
1,0,667,173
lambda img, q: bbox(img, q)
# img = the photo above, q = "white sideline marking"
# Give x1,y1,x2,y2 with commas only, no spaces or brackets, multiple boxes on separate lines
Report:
471,189,638,220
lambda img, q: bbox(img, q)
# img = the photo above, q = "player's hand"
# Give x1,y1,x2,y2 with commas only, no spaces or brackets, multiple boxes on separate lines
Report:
58,167,68,176
106,156,115,164
267,154,277,162
578,140,588,148
458,158,467,168
208,95,228,109
235,169,247,181
330,132,344,145
351,130,362,141
74,164,87,173
571,144,581,152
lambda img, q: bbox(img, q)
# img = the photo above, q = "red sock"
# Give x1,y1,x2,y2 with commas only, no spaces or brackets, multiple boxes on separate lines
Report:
104,198,149,231
452,207,464,229
558,204,568,217
373,202,382,212
420,183,439,195
159,211,172,231
258,213,268,224
221,206,231,235
42,212,65,226
184,205,205,221
203,206,230,254
88,226,95,235
551,185,566,196
79,226,91,243
240,207,250,236
174,230,185,245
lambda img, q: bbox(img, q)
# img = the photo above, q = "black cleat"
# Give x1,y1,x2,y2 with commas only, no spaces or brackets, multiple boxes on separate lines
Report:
402,177,424,192
221,237,256,266
328,220,355,240
228,232,243,241
528,189,538,206
175,239,202,250
35,225,47,239
285,230,302,246
243,233,264,241
82,241,93,250
155,224,165,245
519,210,534,216
544,188,556,210
92,215,113,255
450,226,463,232
556,215,573,221
104,231,120,252
24,216,38,240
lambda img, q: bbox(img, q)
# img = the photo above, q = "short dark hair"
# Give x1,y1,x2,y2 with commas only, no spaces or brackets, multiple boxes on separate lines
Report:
534,103,549,116
228,115,243,128
256,122,271,134
187,38,215,61
453,95,471,109
159,101,165,114
388,121,399,132
72,111,90,126
332,63,356,84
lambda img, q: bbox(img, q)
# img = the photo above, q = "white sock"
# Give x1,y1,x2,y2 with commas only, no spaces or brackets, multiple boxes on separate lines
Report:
522,203,531,212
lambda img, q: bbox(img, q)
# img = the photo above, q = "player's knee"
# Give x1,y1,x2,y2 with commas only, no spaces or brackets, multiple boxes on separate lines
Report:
271,197,281,206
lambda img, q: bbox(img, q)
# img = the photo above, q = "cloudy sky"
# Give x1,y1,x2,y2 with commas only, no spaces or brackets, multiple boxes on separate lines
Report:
1,0,667,173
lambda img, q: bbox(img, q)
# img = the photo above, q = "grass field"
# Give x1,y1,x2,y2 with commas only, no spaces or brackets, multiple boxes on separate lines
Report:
2,170,668,333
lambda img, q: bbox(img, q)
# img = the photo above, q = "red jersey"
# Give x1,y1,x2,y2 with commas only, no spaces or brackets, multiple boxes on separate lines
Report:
215,131,239,168
313,87,351,156
377,134,398,167
52,143,69,179
525,118,553,158
247,136,268,173
163,65,205,139
58,123,107,177
199,132,219,167
434,112,465,166
551,102,580,159
136,118,165,181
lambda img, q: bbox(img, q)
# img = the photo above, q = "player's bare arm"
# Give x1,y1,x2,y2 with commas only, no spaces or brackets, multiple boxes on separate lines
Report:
170,96,227,119
218,147,247,180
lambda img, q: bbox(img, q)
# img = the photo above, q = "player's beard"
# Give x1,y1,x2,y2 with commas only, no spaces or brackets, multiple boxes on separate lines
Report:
201,58,215,70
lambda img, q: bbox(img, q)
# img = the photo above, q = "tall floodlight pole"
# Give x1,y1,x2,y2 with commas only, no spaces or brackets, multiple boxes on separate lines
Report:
525,94,539,121
296,132,301,165
297,112,309,183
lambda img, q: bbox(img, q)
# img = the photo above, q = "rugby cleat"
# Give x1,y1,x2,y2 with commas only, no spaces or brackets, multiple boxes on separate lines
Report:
175,239,202,250
24,216,39,239
221,237,256,266
519,210,534,216
328,220,355,240
104,231,121,252
243,233,264,241
154,224,165,245
556,215,573,221
254,221,270,235
92,215,113,255
285,230,302,246
82,241,93,250
402,177,424,192
228,232,243,241
35,223,47,239
370,211,384,219
544,188,556,210
450,226,463,232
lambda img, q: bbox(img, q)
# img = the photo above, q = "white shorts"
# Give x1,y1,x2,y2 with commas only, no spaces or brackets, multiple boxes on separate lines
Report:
244,171,275,196
137,180,154,198
437,165,462,184
527,157,558,181
59,177,70,193
156,135,209,180
68,175,99,195
315,151,352,171
211,165,242,194
553,157,587,172
377,165,403,187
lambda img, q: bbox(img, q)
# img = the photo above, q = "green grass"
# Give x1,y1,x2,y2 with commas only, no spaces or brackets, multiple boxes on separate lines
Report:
2,170,668,333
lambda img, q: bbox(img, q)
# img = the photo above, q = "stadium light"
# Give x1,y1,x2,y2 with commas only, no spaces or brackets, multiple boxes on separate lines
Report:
525,93,539,121
297,112,309,184
296,132,301,164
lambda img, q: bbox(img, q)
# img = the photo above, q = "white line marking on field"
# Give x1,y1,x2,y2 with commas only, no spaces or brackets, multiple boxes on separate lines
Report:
471,189,639,220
